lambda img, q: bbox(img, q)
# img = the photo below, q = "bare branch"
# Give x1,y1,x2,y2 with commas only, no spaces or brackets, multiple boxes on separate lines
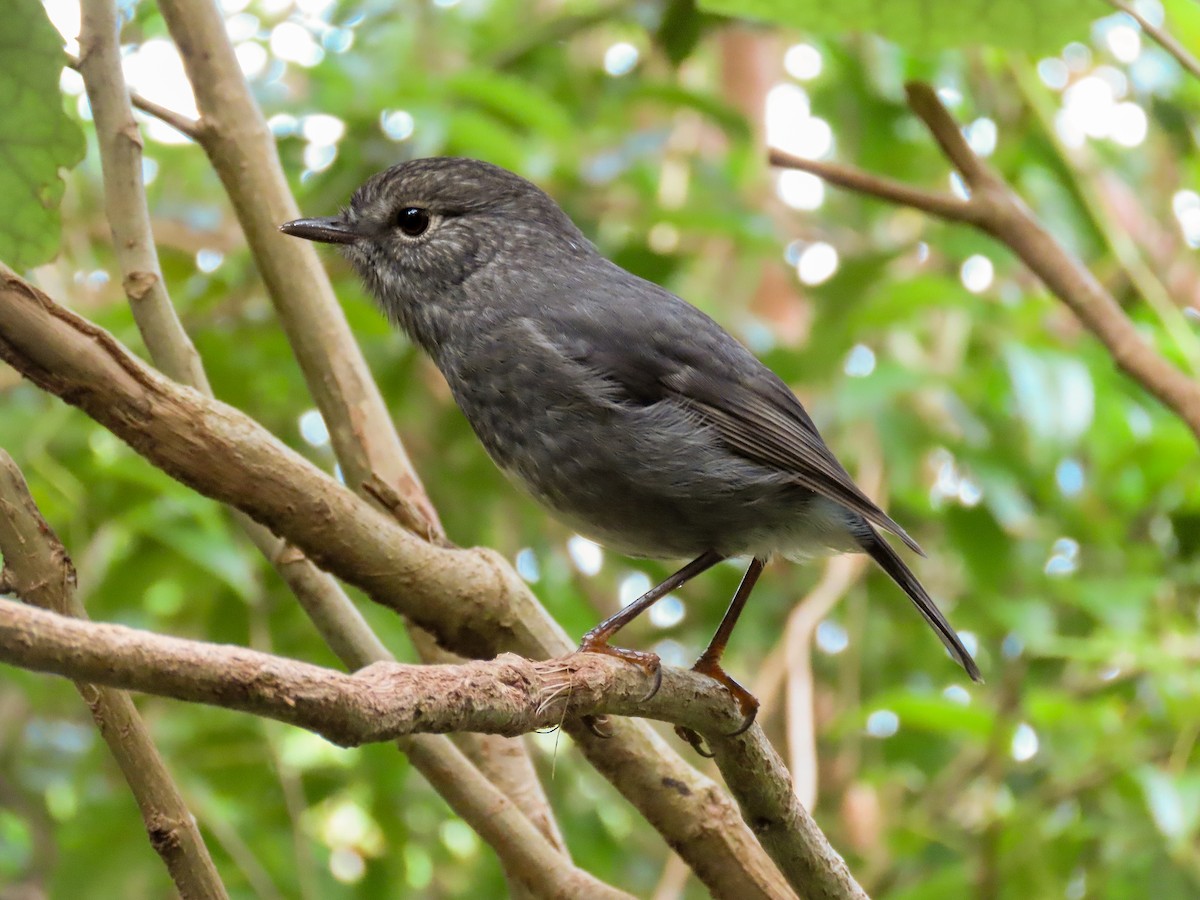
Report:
0,265,827,899
905,81,1200,441
903,84,998,193
155,0,439,535
65,52,202,141
0,597,727,750
1106,0,1200,83
77,8,210,397
769,148,976,223
0,598,707,899
0,452,228,899
76,1,566,865
772,82,1200,444
0,585,876,900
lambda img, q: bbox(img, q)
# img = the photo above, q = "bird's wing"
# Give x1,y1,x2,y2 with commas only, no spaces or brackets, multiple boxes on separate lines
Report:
658,357,924,555
539,271,923,554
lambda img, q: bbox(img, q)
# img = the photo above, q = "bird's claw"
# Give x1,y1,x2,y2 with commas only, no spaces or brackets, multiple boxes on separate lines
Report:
674,725,715,757
576,636,663,702
692,658,760,737
582,714,614,739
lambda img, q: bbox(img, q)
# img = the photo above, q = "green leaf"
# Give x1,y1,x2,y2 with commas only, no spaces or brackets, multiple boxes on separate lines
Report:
0,0,86,268
696,0,1093,53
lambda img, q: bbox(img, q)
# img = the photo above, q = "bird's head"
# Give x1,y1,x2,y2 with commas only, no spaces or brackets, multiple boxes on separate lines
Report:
280,157,588,340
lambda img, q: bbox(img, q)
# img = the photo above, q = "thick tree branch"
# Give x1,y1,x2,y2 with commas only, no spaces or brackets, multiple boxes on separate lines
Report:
0,453,228,900
77,1,564,867
772,81,1200,444
0,266,829,899
146,0,570,854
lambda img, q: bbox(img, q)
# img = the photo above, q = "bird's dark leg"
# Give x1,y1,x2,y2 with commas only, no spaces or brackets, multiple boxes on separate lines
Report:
581,549,724,646
675,557,766,753
577,550,724,737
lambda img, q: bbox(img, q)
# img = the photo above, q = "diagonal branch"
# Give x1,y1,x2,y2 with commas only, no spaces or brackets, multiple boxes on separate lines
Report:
155,0,439,537
1105,0,1200,83
772,82,1200,444
0,264,837,898
769,148,977,223
0,452,228,899
76,0,564,867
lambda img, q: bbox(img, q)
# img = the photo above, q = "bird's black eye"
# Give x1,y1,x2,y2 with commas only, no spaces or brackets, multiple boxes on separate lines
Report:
395,207,431,237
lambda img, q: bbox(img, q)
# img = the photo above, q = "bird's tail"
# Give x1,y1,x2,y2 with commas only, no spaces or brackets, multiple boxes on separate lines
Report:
859,526,983,683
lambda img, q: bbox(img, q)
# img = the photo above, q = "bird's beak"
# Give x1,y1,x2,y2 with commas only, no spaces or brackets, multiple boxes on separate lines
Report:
278,216,360,245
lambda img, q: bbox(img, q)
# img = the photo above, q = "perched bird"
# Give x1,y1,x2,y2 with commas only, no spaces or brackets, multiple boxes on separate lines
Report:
280,157,981,738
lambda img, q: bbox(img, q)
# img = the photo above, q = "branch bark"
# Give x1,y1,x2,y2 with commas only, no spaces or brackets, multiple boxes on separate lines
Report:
76,0,566,870
0,265,835,898
1105,0,1200,83
0,599,746,742
772,82,1200,444
0,595,637,897
0,453,228,900
155,0,438,537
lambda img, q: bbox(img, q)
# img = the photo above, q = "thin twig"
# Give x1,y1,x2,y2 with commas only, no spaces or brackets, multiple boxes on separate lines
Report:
0,452,229,899
65,52,203,141
769,148,976,222
1106,0,1200,82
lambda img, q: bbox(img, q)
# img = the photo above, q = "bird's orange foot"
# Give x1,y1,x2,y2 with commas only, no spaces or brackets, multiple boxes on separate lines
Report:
672,660,761,756
693,657,760,737
577,635,663,702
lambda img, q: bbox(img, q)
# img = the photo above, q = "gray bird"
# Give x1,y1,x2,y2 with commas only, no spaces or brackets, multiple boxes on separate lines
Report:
280,157,982,736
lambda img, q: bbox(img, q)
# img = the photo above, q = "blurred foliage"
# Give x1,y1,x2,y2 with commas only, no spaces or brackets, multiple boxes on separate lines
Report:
0,0,85,269
696,0,1093,54
2,0,1200,897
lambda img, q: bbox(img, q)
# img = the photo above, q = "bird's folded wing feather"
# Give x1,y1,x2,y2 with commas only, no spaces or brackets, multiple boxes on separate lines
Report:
659,364,923,555
537,281,923,555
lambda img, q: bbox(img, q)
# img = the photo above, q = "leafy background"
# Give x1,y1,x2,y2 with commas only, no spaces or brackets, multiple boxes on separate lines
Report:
2,0,1199,897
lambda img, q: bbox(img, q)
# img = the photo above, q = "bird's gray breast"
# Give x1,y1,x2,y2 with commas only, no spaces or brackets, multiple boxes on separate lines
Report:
434,316,830,559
